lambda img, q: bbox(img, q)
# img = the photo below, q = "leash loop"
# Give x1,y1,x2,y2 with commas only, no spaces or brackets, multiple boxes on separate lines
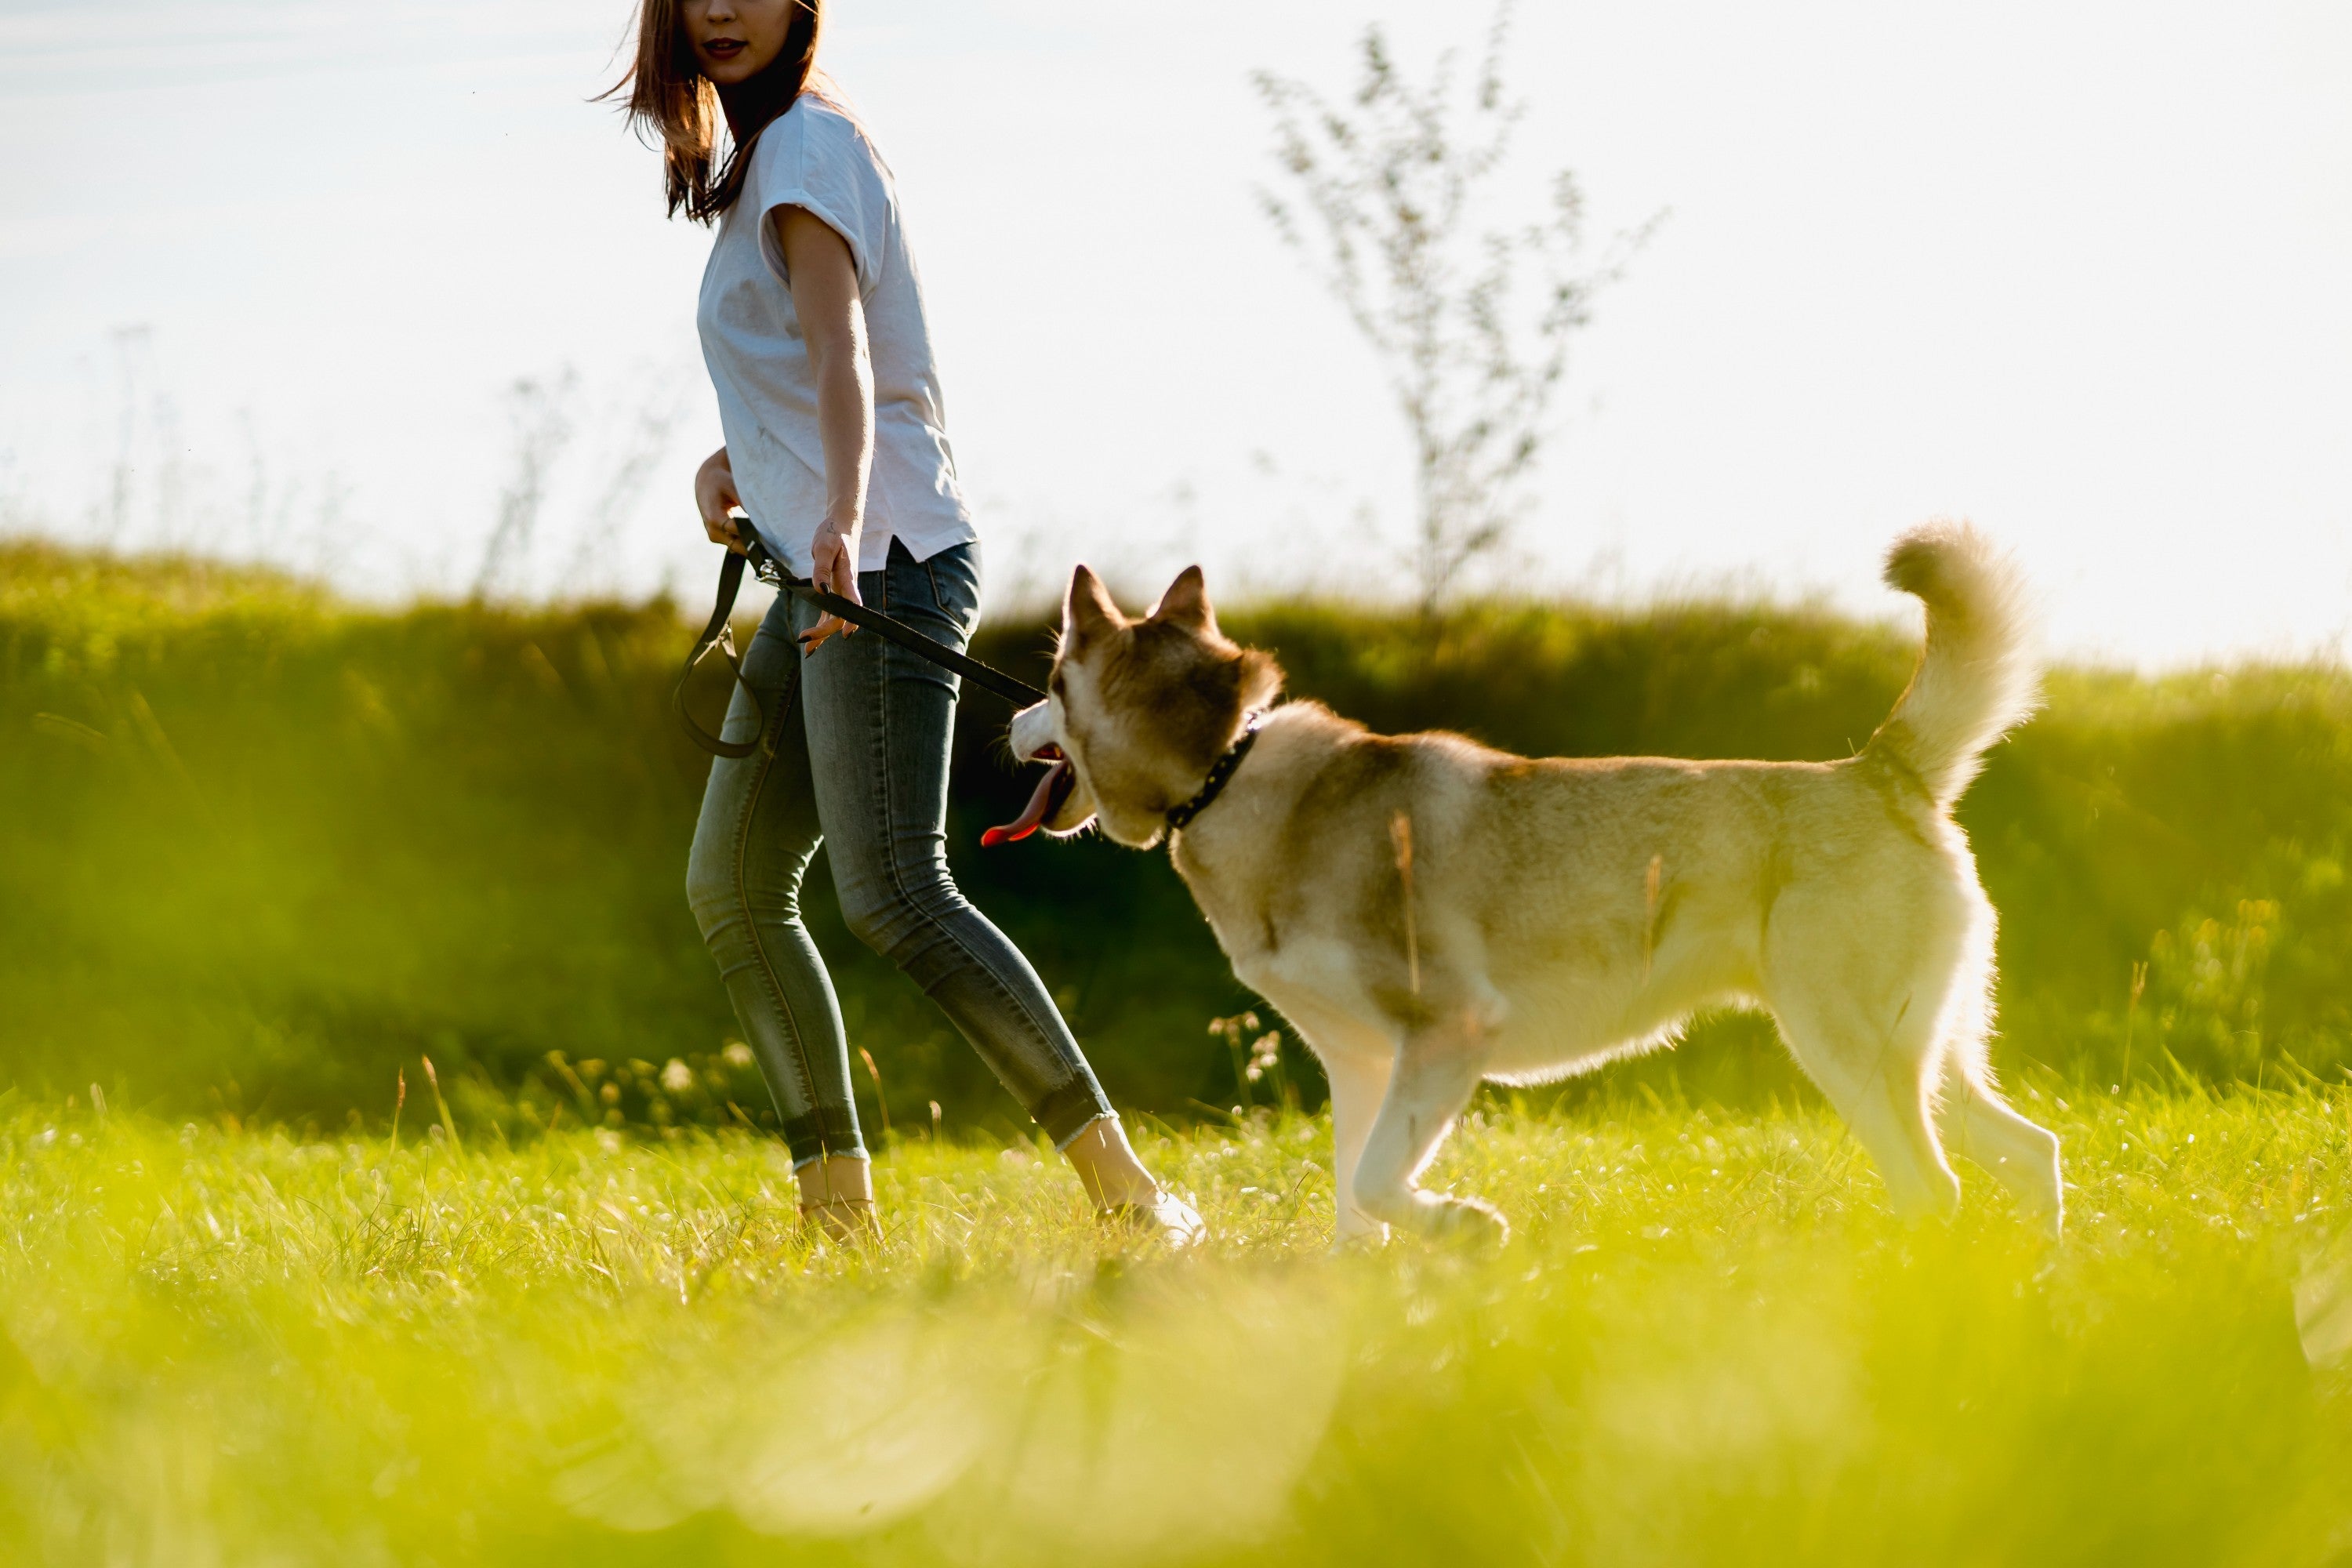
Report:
673,548,771,760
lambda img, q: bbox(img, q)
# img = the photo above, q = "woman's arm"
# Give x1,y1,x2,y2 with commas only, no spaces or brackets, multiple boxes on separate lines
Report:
777,205,874,649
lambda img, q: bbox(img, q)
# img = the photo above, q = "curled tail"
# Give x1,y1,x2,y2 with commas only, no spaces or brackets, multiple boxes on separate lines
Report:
1863,522,2039,809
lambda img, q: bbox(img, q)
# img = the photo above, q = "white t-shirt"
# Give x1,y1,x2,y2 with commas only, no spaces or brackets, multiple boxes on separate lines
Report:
696,93,977,575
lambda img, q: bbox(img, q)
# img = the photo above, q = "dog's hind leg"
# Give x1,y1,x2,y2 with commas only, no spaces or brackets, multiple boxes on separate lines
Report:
1348,1015,1505,1246
1934,1062,2064,1236
1770,983,1962,1222
1921,953,2064,1234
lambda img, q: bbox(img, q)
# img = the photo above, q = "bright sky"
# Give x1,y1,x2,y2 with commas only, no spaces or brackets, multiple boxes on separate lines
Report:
3,1,2348,666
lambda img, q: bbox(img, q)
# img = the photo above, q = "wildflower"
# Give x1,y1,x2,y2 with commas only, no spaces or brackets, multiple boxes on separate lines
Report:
1245,1029,1283,1083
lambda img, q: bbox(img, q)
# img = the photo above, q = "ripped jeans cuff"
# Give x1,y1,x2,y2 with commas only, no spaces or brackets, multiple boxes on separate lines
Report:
1030,1076,1117,1151
780,1103,867,1168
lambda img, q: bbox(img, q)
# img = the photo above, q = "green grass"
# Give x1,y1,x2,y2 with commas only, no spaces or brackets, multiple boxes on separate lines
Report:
3,1085,2347,1565
9,540,2352,1558
10,540,2352,1134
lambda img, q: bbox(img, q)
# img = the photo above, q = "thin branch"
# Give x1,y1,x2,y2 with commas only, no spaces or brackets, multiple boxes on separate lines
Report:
1254,0,1657,616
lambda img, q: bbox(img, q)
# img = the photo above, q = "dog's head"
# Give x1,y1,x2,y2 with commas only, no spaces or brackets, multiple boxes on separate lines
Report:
999,564,1281,849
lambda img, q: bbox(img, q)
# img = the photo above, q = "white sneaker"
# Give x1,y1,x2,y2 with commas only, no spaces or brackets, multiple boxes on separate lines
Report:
1099,1189,1207,1248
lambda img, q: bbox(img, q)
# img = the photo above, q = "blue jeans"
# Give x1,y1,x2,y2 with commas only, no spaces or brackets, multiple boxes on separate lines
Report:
685,538,1112,1166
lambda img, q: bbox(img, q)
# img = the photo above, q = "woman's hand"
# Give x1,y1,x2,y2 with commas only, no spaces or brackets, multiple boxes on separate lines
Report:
695,448,747,554
800,512,863,651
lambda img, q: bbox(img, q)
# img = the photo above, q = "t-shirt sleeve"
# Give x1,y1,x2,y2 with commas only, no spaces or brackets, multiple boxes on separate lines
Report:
750,103,888,296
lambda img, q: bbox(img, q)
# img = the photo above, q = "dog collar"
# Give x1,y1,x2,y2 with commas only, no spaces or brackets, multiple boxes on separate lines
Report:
1164,714,1263,833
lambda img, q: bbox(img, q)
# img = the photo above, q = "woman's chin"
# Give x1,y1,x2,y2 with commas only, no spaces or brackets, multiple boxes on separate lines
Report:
696,53,771,86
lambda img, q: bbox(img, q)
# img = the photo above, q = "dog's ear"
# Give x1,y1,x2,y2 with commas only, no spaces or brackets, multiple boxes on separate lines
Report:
1064,564,1123,648
1148,565,1215,634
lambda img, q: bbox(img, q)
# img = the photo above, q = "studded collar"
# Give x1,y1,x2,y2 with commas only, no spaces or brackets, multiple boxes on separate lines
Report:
1163,713,1263,833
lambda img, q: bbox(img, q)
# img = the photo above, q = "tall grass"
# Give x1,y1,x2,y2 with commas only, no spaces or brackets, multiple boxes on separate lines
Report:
7,543,2351,1563
6,540,2352,1132
0,1090,2344,1563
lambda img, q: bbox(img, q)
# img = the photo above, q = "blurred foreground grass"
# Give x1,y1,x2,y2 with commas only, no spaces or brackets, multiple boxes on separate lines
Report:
3,1086,2349,1566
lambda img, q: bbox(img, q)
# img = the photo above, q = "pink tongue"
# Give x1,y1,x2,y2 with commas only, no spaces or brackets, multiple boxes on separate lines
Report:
982,757,1071,847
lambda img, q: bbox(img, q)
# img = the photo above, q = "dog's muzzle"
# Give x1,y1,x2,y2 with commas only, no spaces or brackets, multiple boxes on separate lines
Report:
985,701,1078,847
982,745,1077,847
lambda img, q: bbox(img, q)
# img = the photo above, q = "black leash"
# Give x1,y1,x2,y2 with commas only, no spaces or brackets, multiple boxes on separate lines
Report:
675,524,1048,760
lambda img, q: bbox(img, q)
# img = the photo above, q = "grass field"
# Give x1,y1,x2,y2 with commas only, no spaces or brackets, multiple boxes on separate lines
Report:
9,542,2352,1561
11,541,2352,1131
3,1083,2348,1566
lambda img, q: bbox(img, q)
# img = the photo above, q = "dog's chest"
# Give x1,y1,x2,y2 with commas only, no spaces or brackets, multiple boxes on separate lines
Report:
1170,848,1354,1011
1169,838,1287,965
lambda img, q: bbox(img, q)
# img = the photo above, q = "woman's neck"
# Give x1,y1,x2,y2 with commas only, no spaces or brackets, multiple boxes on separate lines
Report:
717,60,802,143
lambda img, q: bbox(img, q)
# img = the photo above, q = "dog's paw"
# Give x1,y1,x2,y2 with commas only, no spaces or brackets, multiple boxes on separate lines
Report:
1426,1196,1511,1250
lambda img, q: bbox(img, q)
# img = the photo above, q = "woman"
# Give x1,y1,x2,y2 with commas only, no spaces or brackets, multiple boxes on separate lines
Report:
617,0,1198,1242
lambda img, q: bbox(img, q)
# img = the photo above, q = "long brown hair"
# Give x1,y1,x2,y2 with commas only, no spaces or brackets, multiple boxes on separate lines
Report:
609,0,824,224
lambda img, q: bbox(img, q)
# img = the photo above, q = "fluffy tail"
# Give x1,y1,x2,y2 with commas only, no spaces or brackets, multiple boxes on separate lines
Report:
1863,522,2039,809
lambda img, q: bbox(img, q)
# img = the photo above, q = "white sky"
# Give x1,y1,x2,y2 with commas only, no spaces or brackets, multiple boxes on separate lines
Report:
3,0,2349,666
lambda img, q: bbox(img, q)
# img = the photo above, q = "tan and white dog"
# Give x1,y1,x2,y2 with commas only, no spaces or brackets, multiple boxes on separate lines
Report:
1000,524,2063,1243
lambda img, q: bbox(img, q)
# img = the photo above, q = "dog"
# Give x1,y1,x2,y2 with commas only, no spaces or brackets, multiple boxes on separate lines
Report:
997,524,2063,1243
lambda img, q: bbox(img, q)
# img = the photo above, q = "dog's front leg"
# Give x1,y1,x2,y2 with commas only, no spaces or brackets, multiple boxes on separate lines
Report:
1349,1021,1505,1246
1322,1047,1392,1245
1247,990,1395,1247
